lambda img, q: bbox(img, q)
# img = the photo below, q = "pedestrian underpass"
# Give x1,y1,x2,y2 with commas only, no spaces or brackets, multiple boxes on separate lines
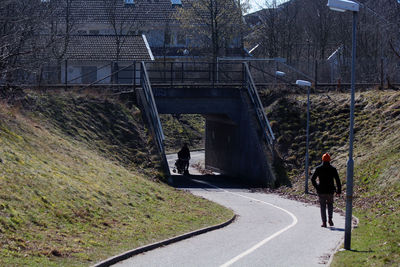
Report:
137,61,277,186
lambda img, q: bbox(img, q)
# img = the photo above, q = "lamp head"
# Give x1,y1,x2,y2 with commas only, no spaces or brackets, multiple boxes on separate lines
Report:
327,0,359,12
296,80,312,87
275,71,286,77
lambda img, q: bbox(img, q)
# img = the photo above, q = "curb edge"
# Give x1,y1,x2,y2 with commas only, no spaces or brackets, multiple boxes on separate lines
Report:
326,213,360,266
92,214,237,267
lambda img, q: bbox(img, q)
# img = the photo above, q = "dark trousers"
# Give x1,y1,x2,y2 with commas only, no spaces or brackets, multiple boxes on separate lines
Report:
318,194,334,222
184,160,189,171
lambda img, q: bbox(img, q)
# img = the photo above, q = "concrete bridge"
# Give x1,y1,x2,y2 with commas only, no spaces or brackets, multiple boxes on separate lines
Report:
137,61,277,186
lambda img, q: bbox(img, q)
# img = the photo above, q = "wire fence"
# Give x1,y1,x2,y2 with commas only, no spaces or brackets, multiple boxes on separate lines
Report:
219,57,400,88
2,57,400,89
145,61,245,86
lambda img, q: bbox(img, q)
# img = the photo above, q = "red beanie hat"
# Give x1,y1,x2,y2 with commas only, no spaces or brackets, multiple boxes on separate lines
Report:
322,153,331,162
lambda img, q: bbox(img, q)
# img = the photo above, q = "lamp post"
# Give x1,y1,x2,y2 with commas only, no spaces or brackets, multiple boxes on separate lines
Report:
296,80,312,194
275,71,286,87
327,0,359,250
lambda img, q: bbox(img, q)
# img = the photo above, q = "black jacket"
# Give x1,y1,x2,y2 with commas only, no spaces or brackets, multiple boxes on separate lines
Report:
178,146,190,160
311,162,341,194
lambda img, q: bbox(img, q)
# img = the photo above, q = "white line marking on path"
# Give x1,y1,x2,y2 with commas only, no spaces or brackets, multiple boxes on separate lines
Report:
191,179,298,267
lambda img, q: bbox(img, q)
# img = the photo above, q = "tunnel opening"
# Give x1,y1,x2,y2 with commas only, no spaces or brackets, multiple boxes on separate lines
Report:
160,113,207,176
159,112,256,189
160,114,205,154
152,84,277,187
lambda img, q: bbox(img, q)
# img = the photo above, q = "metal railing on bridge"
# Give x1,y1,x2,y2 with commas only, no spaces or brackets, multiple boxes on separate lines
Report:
144,61,245,87
243,63,275,150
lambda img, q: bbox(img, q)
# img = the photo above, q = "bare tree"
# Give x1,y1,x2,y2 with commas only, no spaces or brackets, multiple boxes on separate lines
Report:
0,0,56,84
302,0,336,60
103,0,142,83
175,0,245,63
247,0,400,83
379,0,400,58
43,0,77,83
255,1,281,58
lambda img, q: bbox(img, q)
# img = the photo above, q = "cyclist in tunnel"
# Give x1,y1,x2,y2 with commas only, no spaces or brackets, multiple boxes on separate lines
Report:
177,143,191,174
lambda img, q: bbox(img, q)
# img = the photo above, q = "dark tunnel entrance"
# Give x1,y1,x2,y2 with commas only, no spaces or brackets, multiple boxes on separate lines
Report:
153,85,276,187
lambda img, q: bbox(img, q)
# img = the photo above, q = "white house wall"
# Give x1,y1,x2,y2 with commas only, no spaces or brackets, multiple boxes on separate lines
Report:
61,61,112,84
61,61,142,84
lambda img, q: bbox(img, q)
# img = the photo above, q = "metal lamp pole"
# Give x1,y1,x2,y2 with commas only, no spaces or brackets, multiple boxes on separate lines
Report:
305,85,311,194
327,0,359,250
344,10,357,251
275,71,286,88
296,80,312,194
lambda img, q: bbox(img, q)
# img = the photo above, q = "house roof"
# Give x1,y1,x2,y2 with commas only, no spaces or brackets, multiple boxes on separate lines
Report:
151,47,246,58
65,35,153,61
55,0,191,25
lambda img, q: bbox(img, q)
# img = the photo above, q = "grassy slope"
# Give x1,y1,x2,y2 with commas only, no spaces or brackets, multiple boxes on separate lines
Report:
0,91,233,266
261,88,400,266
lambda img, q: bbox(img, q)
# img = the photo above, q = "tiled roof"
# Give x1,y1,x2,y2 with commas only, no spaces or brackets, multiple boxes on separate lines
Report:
151,47,246,58
55,0,192,24
65,35,153,61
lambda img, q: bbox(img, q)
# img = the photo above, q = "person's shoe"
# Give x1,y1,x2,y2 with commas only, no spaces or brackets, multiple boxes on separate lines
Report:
321,222,327,228
328,219,334,226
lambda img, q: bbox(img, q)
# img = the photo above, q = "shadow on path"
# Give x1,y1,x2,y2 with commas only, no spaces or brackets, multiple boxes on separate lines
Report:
329,227,345,232
170,174,250,190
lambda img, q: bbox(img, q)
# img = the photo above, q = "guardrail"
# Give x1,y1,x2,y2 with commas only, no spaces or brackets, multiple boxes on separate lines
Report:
243,62,275,149
145,61,244,86
139,62,170,175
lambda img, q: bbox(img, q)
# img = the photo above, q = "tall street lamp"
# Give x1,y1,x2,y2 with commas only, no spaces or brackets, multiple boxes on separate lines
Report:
296,79,312,194
327,0,359,250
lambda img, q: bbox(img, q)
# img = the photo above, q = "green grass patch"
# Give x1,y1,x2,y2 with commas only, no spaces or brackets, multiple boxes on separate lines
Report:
332,129,400,266
333,210,400,267
0,91,233,266
260,88,400,266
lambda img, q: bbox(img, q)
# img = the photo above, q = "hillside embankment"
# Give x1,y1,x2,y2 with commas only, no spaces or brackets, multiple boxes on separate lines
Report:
260,87,400,266
0,88,233,266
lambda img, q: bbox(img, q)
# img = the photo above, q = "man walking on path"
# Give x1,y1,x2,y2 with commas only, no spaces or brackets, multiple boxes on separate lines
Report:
311,153,342,228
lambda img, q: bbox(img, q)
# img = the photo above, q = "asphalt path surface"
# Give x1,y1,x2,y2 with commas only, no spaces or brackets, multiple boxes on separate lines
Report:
113,151,345,267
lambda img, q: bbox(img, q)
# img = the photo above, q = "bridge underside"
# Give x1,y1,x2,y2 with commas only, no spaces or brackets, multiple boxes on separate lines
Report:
154,86,276,186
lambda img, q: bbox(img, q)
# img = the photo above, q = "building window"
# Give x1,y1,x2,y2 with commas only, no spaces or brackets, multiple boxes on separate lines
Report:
128,30,143,35
89,30,99,35
177,32,186,46
117,66,135,84
125,0,134,4
81,66,97,84
171,0,182,6
77,30,87,35
164,31,172,46
42,66,58,84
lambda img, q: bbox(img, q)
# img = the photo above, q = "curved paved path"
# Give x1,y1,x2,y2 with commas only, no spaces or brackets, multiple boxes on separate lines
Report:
113,152,345,267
